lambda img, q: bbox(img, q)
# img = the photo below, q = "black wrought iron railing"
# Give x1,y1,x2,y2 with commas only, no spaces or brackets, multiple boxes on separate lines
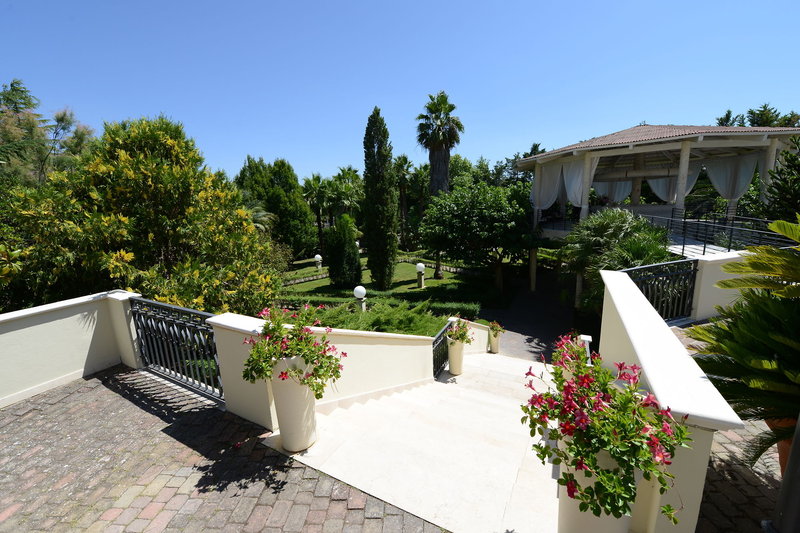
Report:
130,297,223,400
622,259,699,322
638,214,793,256
432,319,454,377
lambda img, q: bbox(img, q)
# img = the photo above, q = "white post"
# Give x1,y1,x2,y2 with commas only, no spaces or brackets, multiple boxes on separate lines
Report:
761,137,780,202
579,153,594,220
674,141,692,214
106,290,143,369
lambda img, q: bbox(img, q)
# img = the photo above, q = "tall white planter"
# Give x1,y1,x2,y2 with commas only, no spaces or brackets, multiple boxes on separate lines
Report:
557,487,630,533
448,340,465,375
489,332,500,353
271,357,317,453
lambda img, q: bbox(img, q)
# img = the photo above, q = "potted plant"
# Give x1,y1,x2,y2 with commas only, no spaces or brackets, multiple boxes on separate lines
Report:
242,305,345,453
689,216,800,474
488,321,505,353
447,317,473,376
521,334,690,532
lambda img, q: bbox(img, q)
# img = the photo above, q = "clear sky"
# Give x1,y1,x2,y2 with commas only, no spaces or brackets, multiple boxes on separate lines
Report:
3,0,798,181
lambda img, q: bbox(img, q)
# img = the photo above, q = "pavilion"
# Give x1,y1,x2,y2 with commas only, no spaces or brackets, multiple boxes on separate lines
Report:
516,124,800,223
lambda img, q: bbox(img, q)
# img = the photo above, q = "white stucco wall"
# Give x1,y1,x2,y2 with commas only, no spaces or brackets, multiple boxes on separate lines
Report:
207,312,436,430
690,251,745,321
0,290,141,408
599,271,742,533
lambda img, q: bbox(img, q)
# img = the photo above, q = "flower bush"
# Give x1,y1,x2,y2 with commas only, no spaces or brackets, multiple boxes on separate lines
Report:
242,304,345,399
489,320,505,336
447,317,473,345
521,334,691,522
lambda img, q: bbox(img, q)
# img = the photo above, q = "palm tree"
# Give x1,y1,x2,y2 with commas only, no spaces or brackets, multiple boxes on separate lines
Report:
416,91,464,197
302,173,328,251
392,154,413,248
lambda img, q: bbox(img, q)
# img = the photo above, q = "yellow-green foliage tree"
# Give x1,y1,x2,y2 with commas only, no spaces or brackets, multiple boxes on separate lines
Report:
3,116,280,314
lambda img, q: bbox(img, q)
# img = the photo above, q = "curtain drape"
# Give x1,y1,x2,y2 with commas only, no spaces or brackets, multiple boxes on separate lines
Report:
562,157,599,206
646,163,701,203
529,161,563,209
703,153,760,200
593,180,633,203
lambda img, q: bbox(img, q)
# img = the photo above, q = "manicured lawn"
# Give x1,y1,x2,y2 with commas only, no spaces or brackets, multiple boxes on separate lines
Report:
286,262,458,294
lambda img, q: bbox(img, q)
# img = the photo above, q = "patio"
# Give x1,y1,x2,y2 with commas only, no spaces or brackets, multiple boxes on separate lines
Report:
0,360,781,532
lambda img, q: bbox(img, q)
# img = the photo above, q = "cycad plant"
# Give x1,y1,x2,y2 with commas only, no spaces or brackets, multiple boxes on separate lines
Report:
688,214,800,466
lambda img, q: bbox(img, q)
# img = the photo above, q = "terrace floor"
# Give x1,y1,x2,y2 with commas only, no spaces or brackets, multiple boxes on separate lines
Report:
0,361,782,533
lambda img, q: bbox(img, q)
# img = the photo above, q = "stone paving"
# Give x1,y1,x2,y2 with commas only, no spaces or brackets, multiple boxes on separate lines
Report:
0,367,441,533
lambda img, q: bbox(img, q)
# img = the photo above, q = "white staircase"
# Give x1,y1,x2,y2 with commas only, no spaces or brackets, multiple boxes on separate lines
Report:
267,352,558,533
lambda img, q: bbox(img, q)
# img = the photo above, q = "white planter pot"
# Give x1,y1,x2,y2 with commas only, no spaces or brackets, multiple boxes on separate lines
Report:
271,358,317,453
447,340,465,375
489,332,500,353
557,485,630,533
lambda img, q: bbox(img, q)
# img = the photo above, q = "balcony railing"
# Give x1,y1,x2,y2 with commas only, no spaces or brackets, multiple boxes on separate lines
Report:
621,259,699,323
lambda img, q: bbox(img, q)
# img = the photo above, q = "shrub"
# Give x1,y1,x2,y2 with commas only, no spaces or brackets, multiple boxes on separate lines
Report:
318,300,447,337
325,215,362,288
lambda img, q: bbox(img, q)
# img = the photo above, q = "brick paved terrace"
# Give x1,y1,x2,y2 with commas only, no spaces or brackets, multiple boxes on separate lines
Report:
0,366,783,533
0,367,440,533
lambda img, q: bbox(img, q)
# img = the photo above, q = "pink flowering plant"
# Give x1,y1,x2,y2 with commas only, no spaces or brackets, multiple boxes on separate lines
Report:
489,321,505,336
521,334,691,523
447,317,473,345
242,305,345,399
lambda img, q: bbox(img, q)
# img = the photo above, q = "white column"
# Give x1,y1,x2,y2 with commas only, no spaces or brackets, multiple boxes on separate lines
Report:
673,141,692,212
761,137,780,202
579,152,594,220
533,162,542,227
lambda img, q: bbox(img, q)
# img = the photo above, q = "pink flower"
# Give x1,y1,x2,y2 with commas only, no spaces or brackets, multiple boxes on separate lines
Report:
528,394,545,408
615,361,626,373
559,421,576,436
317,304,325,309
304,304,310,310
575,458,588,471
642,392,659,408
338,364,344,371
302,326,313,334
325,326,333,334
525,366,536,378
661,421,674,437
576,374,594,388
566,479,577,498
573,410,590,430
278,371,289,381
341,351,347,358
257,308,270,318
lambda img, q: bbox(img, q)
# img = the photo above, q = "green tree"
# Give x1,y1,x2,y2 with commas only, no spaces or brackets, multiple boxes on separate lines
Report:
689,217,800,466
559,209,674,311
3,116,280,314
716,109,745,127
326,165,363,225
420,182,532,289
325,215,362,288
392,154,413,248
302,173,329,251
416,91,464,196
763,137,800,222
362,107,397,291
234,156,316,258
0,80,93,186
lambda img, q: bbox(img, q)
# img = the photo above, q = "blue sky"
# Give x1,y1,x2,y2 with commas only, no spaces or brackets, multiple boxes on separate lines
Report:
3,0,798,181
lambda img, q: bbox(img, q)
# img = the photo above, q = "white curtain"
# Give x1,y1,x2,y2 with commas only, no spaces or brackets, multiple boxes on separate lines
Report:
562,157,600,206
530,161,562,210
704,153,760,200
646,163,702,203
593,180,632,203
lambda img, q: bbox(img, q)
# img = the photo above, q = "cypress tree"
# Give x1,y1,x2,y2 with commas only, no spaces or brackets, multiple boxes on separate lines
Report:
362,107,398,290
325,215,361,288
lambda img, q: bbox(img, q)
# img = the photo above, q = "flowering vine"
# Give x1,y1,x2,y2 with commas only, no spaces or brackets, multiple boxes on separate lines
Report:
242,305,345,399
521,334,691,523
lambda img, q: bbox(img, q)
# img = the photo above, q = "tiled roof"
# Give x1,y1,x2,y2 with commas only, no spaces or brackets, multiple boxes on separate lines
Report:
528,124,800,160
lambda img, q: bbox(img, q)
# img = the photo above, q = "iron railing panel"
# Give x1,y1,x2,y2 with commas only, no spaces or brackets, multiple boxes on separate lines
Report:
130,297,223,400
432,320,454,377
622,259,699,322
